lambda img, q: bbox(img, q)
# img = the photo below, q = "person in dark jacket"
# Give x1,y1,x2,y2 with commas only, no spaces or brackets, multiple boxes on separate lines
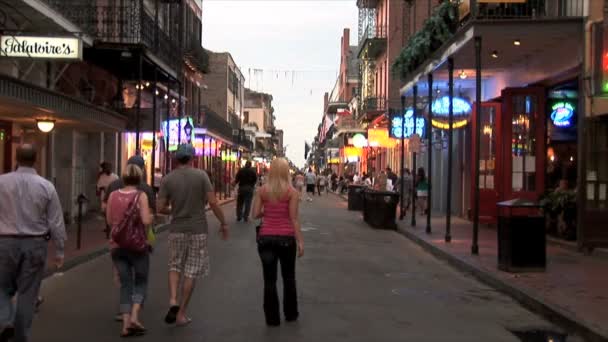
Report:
233,161,257,222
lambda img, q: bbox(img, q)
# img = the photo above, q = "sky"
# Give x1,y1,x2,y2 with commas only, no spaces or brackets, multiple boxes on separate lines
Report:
202,0,358,167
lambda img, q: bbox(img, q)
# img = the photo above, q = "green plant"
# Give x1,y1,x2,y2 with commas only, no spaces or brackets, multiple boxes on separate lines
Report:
391,1,459,81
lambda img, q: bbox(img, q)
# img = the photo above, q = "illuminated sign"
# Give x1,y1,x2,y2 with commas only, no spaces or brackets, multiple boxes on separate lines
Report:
343,146,362,158
550,102,575,128
390,108,425,139
432,96,472,116
0,35,82,60
162,117,194,151
430,96,472,130
221,150,238,161
351,133,368,148
368,128,397,148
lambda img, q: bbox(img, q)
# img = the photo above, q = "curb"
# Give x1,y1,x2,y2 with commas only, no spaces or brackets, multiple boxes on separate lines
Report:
333,193,607,342
44,198,236,279
396,228,608,342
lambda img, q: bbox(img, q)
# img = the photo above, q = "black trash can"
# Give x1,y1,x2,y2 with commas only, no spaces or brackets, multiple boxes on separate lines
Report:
363,190,399,230
497,199,546,272
347,185,366,211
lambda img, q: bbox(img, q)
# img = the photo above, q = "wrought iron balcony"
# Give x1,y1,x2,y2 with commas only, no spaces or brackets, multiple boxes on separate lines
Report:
357,24,387,59
356,0,378,9
361,97,386,113
42,1,180,73
464,0,585,21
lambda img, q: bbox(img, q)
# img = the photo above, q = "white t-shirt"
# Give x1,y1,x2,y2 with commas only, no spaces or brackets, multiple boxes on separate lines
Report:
97,173,118,191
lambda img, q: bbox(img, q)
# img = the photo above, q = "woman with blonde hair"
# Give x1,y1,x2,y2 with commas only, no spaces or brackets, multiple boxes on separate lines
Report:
252,158,304,326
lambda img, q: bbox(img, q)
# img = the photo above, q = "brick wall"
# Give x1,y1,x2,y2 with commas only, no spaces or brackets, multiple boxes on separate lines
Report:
202,52,229,120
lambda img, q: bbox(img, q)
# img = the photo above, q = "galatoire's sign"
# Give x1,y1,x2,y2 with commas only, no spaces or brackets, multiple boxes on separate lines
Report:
0,35,82,60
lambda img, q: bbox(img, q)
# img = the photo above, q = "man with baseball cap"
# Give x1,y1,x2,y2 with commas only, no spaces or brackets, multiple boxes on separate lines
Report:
158,144,229,326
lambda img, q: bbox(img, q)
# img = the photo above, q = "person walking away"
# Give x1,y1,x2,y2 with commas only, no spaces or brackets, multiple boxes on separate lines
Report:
252,158,304,326
386,168,398,191
294,173,305,200
416,167,429,215
103,155,156,322
157,144,229,327
233,161,257,222
317,173,327,196
106,165,153,337
394,168,413,217
97,162,118,224
304,168,316,201
0,145,67,342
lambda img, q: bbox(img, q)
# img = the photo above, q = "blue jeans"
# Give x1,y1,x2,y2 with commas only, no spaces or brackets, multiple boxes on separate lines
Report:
236,188,254,220
0,237,47,342
111,249,150,313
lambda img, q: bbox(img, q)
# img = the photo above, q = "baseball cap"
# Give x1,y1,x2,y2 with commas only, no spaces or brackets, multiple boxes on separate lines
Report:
127,155,145,169
176,144,195,160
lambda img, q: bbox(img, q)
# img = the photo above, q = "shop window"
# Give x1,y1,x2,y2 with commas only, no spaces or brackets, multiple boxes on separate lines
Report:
586,117,608,209
480,106,496,190
512,95,537,192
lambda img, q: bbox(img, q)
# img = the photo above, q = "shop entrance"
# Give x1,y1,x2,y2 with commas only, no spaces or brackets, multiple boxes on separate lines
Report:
471,87,546,222
0,121,11,174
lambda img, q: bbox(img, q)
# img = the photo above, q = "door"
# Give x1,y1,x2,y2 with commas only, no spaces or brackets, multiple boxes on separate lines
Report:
502,87,546,201
471,102,501,223
0,121,11,174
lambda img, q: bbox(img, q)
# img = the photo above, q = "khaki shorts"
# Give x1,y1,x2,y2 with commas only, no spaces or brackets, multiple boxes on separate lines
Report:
168,233,209,278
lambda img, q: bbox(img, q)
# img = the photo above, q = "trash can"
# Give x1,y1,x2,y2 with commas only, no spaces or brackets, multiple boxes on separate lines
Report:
497,199,546,272
363,189,399,230
347,185,366,211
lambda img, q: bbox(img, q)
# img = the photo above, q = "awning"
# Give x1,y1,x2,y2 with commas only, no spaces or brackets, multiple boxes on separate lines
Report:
0,74,126,131
399,19,584,98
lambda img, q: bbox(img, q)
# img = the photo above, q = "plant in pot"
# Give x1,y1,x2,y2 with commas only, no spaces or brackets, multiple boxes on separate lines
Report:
539,191,559,235
555,190,577,241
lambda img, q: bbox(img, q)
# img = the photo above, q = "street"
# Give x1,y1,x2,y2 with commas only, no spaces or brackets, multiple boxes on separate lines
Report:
32,195,560,342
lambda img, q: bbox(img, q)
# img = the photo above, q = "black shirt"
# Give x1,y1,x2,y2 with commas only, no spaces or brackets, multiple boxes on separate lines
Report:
235,167,257,188
104,179,156,213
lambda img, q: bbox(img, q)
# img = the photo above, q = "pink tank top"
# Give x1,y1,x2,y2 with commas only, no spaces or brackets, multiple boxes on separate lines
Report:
259,187,295,237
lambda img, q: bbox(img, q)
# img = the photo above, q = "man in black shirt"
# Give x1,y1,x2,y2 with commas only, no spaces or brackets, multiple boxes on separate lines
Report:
386,167,399,190
233,161,257,222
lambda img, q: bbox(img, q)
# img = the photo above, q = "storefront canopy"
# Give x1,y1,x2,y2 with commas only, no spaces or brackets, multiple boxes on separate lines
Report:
399,19,584,99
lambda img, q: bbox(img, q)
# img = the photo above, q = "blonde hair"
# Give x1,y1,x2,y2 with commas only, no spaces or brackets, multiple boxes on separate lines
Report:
265,158,291,202
122,164,143,186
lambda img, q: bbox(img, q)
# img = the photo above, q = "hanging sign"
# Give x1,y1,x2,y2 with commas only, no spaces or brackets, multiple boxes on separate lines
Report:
368,128,397,148
550,102,575,128
0,35,82,60
389,108,425,139
430,96,472,130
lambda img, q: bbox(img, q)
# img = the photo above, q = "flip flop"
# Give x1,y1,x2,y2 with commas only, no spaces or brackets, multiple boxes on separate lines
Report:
120,330,142,338
164,305,180,324
176,317,192,327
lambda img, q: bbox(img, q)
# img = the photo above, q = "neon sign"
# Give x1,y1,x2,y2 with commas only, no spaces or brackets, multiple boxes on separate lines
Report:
432,96,472,116
162,117,194,151
390,108,425,139
550,102,575,128
431,119,469,130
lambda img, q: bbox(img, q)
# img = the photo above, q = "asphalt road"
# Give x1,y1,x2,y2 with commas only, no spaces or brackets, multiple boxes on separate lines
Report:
31,194,565,342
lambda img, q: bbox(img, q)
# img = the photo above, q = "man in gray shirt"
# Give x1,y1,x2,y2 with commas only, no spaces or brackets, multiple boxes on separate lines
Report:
157,144,229,327
0,145,66,342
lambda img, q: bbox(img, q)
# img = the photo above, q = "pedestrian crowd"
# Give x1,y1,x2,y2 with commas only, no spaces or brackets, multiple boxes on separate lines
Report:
0,143,303,341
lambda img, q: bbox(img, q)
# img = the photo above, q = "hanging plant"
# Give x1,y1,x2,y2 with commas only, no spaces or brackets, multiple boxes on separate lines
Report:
391,1,459,81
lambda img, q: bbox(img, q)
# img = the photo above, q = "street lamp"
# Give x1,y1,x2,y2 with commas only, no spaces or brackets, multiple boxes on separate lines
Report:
36,119,55,133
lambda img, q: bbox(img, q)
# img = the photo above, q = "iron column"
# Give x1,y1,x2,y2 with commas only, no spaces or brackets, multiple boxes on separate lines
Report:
427,73,433,234
446,57,454,243
400,95,406,220
411,85,418,227
472,37,482,255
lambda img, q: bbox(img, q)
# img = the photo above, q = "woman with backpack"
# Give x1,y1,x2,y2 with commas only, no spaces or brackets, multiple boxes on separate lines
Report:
106,164,153,337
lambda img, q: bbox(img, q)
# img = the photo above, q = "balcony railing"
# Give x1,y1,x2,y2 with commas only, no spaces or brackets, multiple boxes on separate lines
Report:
42,1,180,72
358,24,387,59
462,0,585,21
362,97,386,112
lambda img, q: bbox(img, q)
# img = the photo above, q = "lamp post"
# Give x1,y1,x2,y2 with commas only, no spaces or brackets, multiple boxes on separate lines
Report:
411,85,418,227
472,37,482,255
426,73,433,234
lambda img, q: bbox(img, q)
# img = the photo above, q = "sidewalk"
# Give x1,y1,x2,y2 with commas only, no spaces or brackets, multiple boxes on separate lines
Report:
395,215,608,342
45,197,235,276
